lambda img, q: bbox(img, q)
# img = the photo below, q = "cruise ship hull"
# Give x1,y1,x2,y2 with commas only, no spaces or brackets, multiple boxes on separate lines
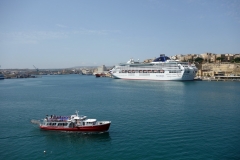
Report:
112,72,195,81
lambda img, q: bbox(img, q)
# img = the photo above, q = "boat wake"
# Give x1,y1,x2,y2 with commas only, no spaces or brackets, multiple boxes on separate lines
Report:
31,119,40,125
60,131,108,135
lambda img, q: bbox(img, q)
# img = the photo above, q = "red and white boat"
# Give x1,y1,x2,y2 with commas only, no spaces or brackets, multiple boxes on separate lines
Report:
38,111,111,132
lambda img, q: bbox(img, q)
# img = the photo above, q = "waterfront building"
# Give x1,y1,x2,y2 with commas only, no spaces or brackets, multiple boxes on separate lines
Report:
93,65,109,76
97,65,107,72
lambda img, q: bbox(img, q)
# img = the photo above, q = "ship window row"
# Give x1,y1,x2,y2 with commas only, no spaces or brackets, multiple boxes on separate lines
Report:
47,123,57,126
58,123,68,126
86,122,96,125
169,70,181,73
46,123,68,126
120,70,165,73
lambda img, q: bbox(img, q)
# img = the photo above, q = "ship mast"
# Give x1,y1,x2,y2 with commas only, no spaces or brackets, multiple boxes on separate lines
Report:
75,110,79,117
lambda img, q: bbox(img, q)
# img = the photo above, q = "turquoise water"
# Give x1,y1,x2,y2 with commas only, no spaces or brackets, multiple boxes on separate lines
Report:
0,75,240,160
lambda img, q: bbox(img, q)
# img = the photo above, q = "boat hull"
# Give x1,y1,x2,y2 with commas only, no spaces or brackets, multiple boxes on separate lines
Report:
111,73,196,81
40,123,111,132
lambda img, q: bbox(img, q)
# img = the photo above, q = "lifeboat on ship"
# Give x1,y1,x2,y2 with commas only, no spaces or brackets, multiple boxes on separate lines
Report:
39,111,111,132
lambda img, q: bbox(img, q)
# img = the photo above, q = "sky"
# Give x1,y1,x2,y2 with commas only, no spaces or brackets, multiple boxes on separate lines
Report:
0,0,240,69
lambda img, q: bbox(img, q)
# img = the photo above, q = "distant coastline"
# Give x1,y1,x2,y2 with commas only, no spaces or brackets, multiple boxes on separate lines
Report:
1,53,240,80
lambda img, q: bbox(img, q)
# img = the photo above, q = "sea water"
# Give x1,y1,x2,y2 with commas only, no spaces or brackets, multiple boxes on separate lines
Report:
0,75,240,160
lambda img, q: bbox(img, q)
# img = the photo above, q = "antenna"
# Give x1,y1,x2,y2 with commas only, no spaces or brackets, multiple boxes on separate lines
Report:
75,110,79,116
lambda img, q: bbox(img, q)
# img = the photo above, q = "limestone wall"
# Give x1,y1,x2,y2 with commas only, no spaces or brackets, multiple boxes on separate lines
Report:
198,63,240,77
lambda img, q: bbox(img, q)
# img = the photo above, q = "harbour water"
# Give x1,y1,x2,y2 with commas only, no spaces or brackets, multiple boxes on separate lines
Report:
0,75,240,160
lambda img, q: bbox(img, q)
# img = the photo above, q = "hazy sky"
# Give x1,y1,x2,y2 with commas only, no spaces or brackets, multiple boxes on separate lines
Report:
0,0,240,69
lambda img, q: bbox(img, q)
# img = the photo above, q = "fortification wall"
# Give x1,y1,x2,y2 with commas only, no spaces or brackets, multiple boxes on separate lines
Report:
199,63,240,76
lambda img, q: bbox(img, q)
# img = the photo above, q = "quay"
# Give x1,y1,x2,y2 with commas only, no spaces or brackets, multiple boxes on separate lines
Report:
202,79,240,81
203,79,240,81
202,75,240,81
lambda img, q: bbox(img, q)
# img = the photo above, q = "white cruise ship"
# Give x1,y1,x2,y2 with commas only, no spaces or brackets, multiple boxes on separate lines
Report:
110,54,198,81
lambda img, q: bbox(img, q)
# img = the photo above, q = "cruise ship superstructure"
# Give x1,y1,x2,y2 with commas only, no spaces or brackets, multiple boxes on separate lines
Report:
110,54,198,81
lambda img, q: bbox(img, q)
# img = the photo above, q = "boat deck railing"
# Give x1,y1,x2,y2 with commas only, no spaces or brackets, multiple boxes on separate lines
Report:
45,118,70,122
118,67,180,70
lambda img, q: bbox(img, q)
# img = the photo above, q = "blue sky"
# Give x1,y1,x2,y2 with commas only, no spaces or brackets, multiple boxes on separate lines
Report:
0,0,240,69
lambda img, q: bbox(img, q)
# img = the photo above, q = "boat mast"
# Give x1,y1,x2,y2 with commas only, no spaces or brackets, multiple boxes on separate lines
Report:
75,110,79,117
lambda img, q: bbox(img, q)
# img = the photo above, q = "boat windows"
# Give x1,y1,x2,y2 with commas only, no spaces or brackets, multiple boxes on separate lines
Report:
69,122,74,128
47,123,56,126
159,70,165,73
58,123,68,126
139,70,143,73
169,70,178,73
86,122,95,125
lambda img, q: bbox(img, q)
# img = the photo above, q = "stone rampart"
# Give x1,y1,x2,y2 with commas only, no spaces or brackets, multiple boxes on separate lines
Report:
198,63,240,77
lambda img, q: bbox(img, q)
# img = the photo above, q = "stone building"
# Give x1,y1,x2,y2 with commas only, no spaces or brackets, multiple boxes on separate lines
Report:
200,53,217,63
174,54,197,62
225,54,234,62
93,65,108,75
234,54,240,58
97,65,107,72
199,63,240,78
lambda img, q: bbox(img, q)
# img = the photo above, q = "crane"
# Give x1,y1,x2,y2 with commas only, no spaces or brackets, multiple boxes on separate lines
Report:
33,65,39,74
